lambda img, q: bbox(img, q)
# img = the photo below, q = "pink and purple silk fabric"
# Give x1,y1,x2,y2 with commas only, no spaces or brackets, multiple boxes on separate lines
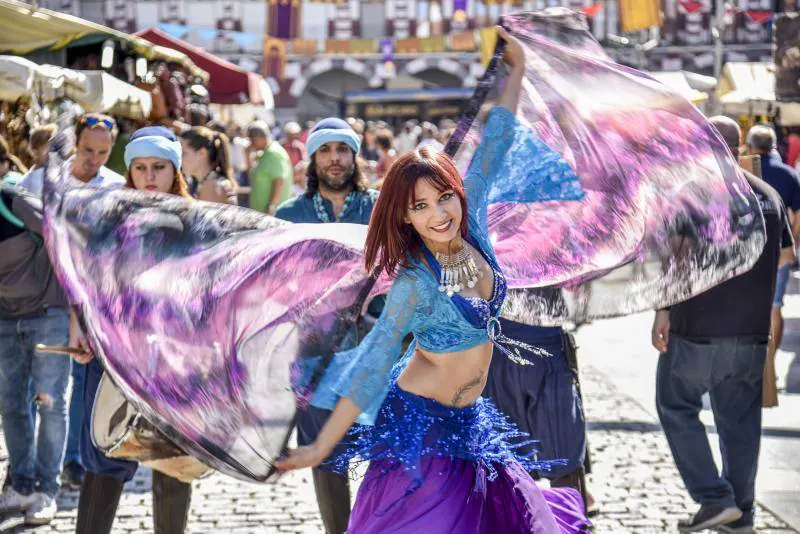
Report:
41,10,764,482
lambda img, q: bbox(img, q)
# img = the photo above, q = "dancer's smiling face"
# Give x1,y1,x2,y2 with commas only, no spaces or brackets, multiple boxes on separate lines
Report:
404,178,463,248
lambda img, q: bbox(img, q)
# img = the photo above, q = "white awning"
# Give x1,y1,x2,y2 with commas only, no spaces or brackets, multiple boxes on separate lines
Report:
0,0,207,81
0,55,38,102
0,55,151,120
66,70,152,120
647,71,710,105
718,62,776,116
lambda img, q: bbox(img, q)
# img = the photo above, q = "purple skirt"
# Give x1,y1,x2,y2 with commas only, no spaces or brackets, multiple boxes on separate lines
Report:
347,457,590,533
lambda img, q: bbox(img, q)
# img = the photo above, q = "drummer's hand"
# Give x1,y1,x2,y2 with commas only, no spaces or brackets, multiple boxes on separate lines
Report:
497,26,524,70
274,444,328,472
68,315,94,364
70,336,94,365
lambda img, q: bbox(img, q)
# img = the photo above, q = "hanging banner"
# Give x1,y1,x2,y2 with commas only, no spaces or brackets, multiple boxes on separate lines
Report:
678,1,705,14
395,37,421,54
452,0,469,31
379,38,395,79
291,39,318,56
450,30,477,52
619,0,662,32
350,39,377,54
158,22,189,39
581,4,604,18
480,26,498,67
268,0,299,39
744,10,773,24
263,36,286,79
325,40,350,54
420,35,447,53
380,38,394,63
230,31,258,48
196,28,218,41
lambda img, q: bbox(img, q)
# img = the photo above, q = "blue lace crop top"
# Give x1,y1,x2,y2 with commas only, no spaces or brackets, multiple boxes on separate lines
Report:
419,235,506,329
310,106,583,425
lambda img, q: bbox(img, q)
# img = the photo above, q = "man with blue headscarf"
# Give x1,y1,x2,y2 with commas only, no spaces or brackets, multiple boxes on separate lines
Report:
275,118,378,534
275,117,376,224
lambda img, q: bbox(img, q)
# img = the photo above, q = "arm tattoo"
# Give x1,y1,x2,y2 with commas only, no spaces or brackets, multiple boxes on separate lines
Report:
451,369,484,406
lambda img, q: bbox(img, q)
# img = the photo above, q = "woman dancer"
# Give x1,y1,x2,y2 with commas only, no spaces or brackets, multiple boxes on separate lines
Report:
40,13,766,532
179,126,237,204
276,28,590,533
73,126,193,534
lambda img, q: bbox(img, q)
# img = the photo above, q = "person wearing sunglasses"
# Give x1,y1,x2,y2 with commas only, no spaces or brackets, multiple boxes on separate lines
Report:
0,114,125,523
18,113,125,198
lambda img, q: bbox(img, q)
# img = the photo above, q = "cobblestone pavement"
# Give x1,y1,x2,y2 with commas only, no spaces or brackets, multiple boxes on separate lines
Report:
580,364,796,534
0,360,796,533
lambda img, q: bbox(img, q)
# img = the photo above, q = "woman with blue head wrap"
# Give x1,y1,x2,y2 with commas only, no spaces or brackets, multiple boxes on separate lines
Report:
75,125,194,534
123,126,190,197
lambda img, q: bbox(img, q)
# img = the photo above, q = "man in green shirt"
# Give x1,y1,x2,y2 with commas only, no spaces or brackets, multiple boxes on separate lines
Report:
247,122,291,215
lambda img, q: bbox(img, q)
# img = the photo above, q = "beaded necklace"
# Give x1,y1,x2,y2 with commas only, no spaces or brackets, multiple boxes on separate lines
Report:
313,191,355,223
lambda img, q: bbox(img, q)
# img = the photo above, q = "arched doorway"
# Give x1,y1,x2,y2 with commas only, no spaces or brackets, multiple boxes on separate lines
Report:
295,69,370,120
413,68,463,88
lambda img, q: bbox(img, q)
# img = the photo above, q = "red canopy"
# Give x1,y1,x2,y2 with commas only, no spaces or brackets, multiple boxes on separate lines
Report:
135,28,267,106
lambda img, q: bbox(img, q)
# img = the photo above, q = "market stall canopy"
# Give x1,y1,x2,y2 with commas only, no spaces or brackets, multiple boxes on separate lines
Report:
0,56,152,120
0,0,208,81
647,71,711,105
209,103,273,128
0,55,46,102
718,62,775,115
135,28,272,107
58,68,152,120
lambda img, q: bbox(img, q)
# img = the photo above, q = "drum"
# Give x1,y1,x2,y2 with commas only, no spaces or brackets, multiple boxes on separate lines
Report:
91,373,211,483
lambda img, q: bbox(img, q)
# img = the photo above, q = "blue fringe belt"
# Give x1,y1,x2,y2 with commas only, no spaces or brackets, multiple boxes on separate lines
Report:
326,383,565,489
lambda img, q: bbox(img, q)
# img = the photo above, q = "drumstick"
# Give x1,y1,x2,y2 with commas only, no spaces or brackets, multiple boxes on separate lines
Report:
35,344,84,355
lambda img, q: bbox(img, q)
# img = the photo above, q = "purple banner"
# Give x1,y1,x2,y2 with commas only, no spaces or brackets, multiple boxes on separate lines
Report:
271,1,296,39
453,0,469,29
380,38,393,63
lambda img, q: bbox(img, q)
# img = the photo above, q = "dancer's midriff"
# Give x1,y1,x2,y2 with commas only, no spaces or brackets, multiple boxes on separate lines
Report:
396,342,493,408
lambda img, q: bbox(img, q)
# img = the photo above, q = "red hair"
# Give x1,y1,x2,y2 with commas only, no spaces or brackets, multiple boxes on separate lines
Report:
364,146,468,277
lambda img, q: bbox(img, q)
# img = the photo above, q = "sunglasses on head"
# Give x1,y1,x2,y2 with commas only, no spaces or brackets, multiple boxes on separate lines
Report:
82,116,115,130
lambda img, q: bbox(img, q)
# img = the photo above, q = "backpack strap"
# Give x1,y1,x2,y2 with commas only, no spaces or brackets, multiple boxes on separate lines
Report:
0,192,25,229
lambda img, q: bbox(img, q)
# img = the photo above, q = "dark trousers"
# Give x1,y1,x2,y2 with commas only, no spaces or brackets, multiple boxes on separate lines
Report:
79,359,192,533
297,405,351,533
483,320,587,479
311,467,351,534
81,359,138,481
656,334,765,524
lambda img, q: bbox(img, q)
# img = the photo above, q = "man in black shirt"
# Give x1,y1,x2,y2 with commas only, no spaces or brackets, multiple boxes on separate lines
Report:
746,125,800,390
651,116,795,534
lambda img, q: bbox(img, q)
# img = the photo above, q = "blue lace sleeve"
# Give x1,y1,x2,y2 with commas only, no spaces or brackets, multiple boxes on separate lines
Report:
311,271,421,425
465,106,584,237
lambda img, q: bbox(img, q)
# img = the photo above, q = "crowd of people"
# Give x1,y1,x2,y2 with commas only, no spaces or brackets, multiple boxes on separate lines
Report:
0,106,478,531
0,30,798,534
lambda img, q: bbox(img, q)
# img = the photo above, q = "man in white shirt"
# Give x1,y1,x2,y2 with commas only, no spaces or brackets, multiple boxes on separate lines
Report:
19,113,125,197
4,113,123,524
